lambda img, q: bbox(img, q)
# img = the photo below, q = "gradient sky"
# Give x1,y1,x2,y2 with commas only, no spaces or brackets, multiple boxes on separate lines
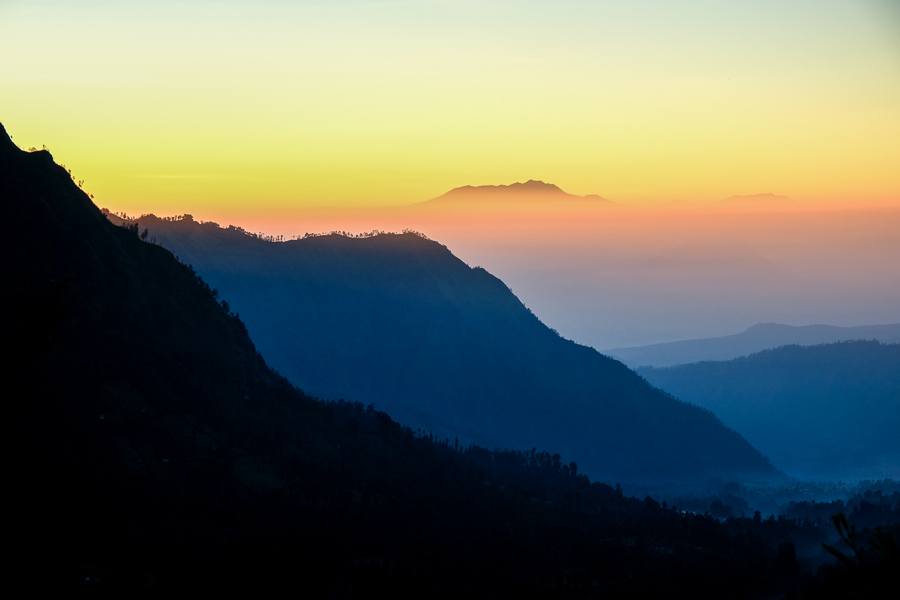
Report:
2,0,899,218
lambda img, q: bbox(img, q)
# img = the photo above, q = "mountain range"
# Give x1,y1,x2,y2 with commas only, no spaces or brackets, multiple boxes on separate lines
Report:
640,341,900,480
3,122,793,594
110,211,777,486
609,322,900,368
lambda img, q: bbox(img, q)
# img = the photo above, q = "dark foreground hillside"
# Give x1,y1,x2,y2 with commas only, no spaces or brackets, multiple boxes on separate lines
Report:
110,212,776,486
5,123,892,597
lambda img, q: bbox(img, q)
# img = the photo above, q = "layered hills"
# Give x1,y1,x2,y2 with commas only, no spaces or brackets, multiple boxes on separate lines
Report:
610,322,900,368
640,341,900,480
112,211,777,485
4,122,783,594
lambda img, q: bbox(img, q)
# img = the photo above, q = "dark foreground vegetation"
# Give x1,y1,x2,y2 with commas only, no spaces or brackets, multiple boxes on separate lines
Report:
4,124,896,596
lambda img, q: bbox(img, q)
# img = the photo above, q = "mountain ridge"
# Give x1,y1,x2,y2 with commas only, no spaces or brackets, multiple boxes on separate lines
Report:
609,322,900,368
640,340,900,480
4,120,789,594
113,211,778,485
427,179,610,203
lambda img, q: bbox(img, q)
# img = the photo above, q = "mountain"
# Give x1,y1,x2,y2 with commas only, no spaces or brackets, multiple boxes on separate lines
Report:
4,123,791,594
609,322,900,368
426,179,609,204
110,212,777,486
639,341,900,480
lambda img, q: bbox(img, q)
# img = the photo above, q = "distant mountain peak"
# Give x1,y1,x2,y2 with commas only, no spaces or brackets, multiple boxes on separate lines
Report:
431,180,608,203
513,179,564,192
447,179,565,195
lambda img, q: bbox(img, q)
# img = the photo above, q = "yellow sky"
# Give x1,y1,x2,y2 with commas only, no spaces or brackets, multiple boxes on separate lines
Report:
2,0,899,218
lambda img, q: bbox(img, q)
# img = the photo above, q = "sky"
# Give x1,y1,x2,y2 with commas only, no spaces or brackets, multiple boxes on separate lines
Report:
3,0,900,346
2,0,899,220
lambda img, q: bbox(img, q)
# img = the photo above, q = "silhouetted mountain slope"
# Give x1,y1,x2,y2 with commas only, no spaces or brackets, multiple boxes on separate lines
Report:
4,123,793,595
115,213,776,485
640,341,900,480
610,322,900,368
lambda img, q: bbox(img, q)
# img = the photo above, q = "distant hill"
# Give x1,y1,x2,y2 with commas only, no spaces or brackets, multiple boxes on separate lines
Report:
111,212,776,485
609,322,900,368
640,341,900,480
425,179,610,204
5,122,786,594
